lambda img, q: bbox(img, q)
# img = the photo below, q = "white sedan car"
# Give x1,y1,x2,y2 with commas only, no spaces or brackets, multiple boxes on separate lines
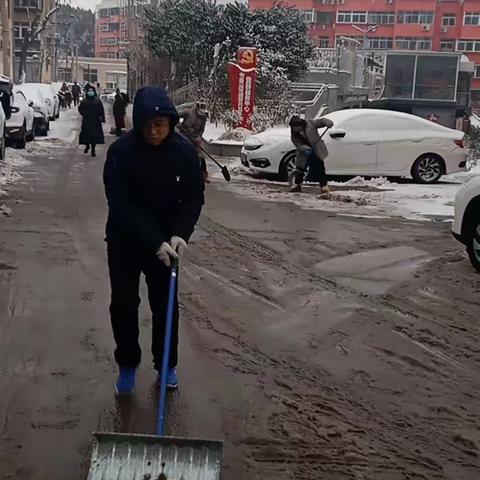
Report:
6,90,35,148
15,84,50,136
241,109,467,184
452,175,480,272
23,83,58,121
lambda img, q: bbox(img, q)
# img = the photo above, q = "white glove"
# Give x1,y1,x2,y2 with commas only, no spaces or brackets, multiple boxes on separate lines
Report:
170,236,187,257
156,242,178,267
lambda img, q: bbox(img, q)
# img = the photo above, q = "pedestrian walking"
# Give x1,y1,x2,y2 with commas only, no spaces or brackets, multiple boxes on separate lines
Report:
288,115,333,196
177,100,210,183
72,81,81,107
79,86,105,158
112,88,126,137
103,86,204,396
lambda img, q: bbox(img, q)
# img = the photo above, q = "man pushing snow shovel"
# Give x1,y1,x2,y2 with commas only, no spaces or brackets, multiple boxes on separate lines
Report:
103,86,205,395
289,115,333,197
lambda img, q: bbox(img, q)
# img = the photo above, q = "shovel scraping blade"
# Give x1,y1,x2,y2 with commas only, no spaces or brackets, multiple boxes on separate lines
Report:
87,432,223,480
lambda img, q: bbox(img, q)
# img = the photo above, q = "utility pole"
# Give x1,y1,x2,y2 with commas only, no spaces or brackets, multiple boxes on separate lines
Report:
1,0,13,77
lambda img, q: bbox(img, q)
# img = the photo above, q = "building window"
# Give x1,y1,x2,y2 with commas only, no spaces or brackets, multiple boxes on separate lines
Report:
457,39,480,52
440,40,455,51
316,11,333,25
368,37,393,49
397,11,434,25
110,7,120,15
475,66,480,79
464,13,480,26
14,0,39,7
13,22,33,40
99,8,109,18
99,37,117,46
83,68,98,83
98,23,109,32
414,55,456,101
109,22,119,31
120,22,128,31
442,14,456,27
385,55,415,99
106,52,117,59
316,37,330,48
395,37,432,50
367,12,395,25
303,10,315,24
57,67,72,81
337,11,367,24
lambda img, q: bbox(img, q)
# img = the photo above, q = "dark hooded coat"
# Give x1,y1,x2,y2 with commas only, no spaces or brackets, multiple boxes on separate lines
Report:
103,86,204,253
79,90,105,145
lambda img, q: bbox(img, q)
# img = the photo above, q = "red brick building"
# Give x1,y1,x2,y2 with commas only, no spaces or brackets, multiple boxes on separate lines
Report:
95,0,129,59
249,0,480,95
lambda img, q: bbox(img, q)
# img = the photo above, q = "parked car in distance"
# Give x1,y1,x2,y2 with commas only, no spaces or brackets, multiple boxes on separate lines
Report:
241,109,467,184
23,83,57,121
0,102,6,160
6,90,35,148
452,175,480,272
14,85,49,136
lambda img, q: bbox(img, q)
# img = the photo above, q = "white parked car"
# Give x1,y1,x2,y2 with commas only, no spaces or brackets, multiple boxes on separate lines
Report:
0,102,6,160
241,109,467,184
15,84,50,136
24,83,58,121
452,175,480,272
6,90,35,148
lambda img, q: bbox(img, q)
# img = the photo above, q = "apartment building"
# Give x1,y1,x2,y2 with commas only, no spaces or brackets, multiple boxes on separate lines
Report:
0,0,14,77
250,0,480,96
11,0,56,82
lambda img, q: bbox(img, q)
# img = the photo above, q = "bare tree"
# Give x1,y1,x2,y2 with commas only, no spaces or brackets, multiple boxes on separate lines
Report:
18,2,60,82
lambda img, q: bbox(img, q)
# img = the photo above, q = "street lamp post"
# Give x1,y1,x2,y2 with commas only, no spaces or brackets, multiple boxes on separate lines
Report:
352,24,378,50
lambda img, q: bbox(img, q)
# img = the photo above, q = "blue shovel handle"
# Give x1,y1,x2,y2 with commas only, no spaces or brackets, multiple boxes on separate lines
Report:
156,257,179,436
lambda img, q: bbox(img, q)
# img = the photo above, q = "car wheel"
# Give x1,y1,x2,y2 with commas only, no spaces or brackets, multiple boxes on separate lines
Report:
27,125,35,142
16,124,27,149
467,221,480,272
279,152,297,182
412,154,444,184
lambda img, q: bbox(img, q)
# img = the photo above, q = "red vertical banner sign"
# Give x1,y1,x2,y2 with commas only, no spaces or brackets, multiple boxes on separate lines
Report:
228,47,257,130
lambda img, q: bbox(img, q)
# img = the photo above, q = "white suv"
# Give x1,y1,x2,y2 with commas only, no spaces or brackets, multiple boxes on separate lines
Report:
452,175,480,272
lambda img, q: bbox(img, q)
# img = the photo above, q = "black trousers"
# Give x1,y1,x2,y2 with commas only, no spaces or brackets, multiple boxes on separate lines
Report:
107,242,179,370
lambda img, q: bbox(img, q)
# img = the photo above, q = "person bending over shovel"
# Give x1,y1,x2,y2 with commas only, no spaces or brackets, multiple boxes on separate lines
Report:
104,86,205,395
288,115,333,197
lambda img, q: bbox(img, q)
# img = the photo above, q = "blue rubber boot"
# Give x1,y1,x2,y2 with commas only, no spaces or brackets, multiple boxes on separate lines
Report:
115,367,136,395
158,368,178,389
167,368,178,389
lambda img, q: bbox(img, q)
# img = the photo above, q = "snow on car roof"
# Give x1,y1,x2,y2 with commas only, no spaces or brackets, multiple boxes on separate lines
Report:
14,84,44,102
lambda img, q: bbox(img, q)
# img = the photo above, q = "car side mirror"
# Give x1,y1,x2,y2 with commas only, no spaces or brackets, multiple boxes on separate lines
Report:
28,101,34,107
330,129,346,139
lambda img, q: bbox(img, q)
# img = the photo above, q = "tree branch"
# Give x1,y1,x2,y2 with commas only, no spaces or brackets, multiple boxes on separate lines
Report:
33,3,60,37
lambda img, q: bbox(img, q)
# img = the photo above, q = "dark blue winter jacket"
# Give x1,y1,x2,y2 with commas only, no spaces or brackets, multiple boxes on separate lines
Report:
103,86,204,253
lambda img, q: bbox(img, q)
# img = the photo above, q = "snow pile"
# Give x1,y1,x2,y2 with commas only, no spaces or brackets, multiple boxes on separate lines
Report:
4,148,32,167
334,176,392,188
0,204,12,217
0,162,20,186
217,127,252,143
38,108,79,144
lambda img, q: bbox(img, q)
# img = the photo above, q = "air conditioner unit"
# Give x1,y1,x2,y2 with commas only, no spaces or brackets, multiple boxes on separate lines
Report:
422,24,431,31
441,26,448,33
386,0,393,4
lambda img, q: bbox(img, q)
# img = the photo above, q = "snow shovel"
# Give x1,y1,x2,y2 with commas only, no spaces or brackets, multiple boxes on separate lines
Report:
178,126,231,182
87,258,223,480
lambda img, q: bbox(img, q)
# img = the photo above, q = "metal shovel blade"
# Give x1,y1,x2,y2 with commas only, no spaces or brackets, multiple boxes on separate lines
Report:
87,432,223,480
